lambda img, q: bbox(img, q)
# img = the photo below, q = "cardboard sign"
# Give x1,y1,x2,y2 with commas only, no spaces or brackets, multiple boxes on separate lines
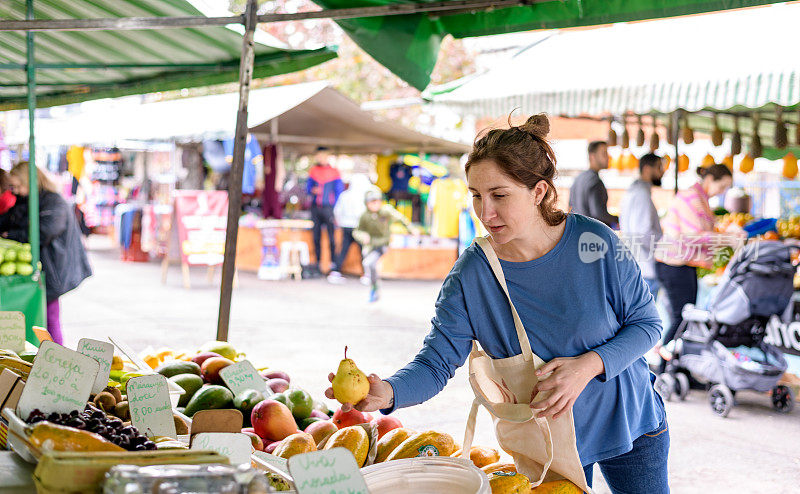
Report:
253,451,290,476
17,341,99,419
0,311,25,353
77,338,114,394
288,448,370,494
127,374,176,439
191,432,252,465
173,190,228,266
32,326,53,344
220,360,268,396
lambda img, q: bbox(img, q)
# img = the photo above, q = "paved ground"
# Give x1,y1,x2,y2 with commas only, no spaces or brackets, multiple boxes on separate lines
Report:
59,236,800,493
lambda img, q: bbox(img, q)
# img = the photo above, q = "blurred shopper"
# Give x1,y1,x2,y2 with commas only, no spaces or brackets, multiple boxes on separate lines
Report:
353,190,413,303
0,162,92,344
569,141,618,227
328,174,376,284
620,153,665,298
307,147,344,275
655,164,736,371
0,169,17,215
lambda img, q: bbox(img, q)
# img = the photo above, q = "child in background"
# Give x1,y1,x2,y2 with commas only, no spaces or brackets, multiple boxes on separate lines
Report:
353,190,414,302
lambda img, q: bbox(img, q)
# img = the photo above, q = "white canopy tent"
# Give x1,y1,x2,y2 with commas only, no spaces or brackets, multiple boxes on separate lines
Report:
8,81,470,155
430,3,800,119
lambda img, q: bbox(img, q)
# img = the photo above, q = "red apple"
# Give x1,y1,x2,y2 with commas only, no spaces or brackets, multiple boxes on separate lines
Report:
374,415,403,439
332,407,368,429
264,440,280,454
242,430,264,451
266,378,290,394
261,370,291,383
251,400,297,442
310,410,329,420
191,352,223,368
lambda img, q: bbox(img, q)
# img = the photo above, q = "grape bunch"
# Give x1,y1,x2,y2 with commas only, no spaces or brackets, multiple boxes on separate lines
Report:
26,406,157,451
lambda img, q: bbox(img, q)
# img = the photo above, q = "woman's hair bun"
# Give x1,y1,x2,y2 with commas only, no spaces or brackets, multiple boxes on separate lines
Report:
519,113,550,139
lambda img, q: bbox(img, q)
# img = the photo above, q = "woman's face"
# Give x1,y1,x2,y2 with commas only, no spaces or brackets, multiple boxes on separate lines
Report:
467,159,543,245
705,175,733,197
8,175,27,196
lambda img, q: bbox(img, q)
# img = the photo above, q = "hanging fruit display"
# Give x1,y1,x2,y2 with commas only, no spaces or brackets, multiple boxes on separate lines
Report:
796,110,800,145
649,116,660,152
621,122,630,149
701,153,716,168
667,113,676,145
624,153,639,171
775,108,788,149
731,116,742,155
636,115,646,147
711,115,724,147
607,118,617,146
783,152,798,179
751,113,763,157
678,154,690,172
739,154,755,174
682,115,694,144
664,155,672,170
722,155,734,172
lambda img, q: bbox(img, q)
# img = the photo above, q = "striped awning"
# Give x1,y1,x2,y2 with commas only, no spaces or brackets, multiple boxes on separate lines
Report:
0,0,337,110
430,4,800,118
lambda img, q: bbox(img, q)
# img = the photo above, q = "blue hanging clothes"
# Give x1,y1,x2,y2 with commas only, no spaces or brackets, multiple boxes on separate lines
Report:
223,134,261,195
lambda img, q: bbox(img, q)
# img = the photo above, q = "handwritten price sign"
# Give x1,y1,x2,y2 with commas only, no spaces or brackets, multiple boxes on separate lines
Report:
0,311,25,354
17,341,100,419
77,338,114,394
219,360,268,396
127,374,176,438
191,432,252,465
288,448,369,494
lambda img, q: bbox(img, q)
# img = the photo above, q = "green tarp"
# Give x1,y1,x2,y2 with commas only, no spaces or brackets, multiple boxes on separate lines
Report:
313,0,784,90
0,274,46,346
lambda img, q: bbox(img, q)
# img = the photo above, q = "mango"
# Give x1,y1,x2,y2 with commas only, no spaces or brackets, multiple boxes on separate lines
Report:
323,426,369,467
374,427,415,463
463,446,500,468
251,399,297,442
488,471,532,494
274,432,317,459
532,480,584,493
200,357,234,384
385,431,456,461
198,341,238,361
304,420,338,446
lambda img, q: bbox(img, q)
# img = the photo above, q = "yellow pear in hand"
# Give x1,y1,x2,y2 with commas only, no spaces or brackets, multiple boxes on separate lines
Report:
332,346,370,405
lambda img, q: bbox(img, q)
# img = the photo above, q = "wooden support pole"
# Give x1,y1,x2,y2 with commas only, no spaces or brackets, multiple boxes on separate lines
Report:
216,0,257,342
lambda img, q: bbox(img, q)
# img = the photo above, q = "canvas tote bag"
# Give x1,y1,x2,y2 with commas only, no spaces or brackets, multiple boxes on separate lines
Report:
461,237,591,492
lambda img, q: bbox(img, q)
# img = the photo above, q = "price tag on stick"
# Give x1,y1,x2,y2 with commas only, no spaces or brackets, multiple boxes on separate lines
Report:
127,374,176,438
0,311,25,354
220,360,269,396
17,341,100,419
77,338,114,394
191,432,253,465
288,448,370,494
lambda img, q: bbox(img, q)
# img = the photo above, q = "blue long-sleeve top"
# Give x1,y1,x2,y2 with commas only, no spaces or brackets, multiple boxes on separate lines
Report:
383,214,666,465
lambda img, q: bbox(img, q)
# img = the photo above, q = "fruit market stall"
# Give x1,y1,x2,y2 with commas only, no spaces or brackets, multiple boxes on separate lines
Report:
0,336,584,493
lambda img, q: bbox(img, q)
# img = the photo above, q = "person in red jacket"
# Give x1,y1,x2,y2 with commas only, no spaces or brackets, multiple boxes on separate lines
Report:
306,147,344,274
0,169,17,215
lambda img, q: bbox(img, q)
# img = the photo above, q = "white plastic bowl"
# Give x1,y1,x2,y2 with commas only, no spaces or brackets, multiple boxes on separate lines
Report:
361,456,490,494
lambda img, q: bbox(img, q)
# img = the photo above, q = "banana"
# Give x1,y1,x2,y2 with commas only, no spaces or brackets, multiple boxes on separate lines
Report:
0,356,32,380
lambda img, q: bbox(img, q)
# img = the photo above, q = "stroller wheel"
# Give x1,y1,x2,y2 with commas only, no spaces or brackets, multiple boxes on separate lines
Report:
654,373,676,401
674,373,690,401
771,385,795,414
708,384,734,417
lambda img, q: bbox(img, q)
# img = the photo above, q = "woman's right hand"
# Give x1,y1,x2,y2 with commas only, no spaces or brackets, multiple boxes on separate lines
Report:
324,373,394,412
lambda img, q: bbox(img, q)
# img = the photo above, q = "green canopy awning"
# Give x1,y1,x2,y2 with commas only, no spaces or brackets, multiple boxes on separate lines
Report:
0,0,337,110
313,0,783,90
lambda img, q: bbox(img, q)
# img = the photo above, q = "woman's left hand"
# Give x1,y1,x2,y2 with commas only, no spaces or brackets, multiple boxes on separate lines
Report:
530,351,605,420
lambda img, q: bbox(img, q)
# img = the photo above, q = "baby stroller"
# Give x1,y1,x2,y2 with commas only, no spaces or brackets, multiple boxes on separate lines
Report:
656,240,796,417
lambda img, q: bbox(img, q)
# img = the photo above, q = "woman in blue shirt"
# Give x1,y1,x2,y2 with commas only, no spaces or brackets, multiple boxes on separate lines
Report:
326,114,668,492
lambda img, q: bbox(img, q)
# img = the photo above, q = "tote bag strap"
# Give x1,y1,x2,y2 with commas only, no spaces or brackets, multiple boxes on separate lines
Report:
475,236,535,362
461,397,555,487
